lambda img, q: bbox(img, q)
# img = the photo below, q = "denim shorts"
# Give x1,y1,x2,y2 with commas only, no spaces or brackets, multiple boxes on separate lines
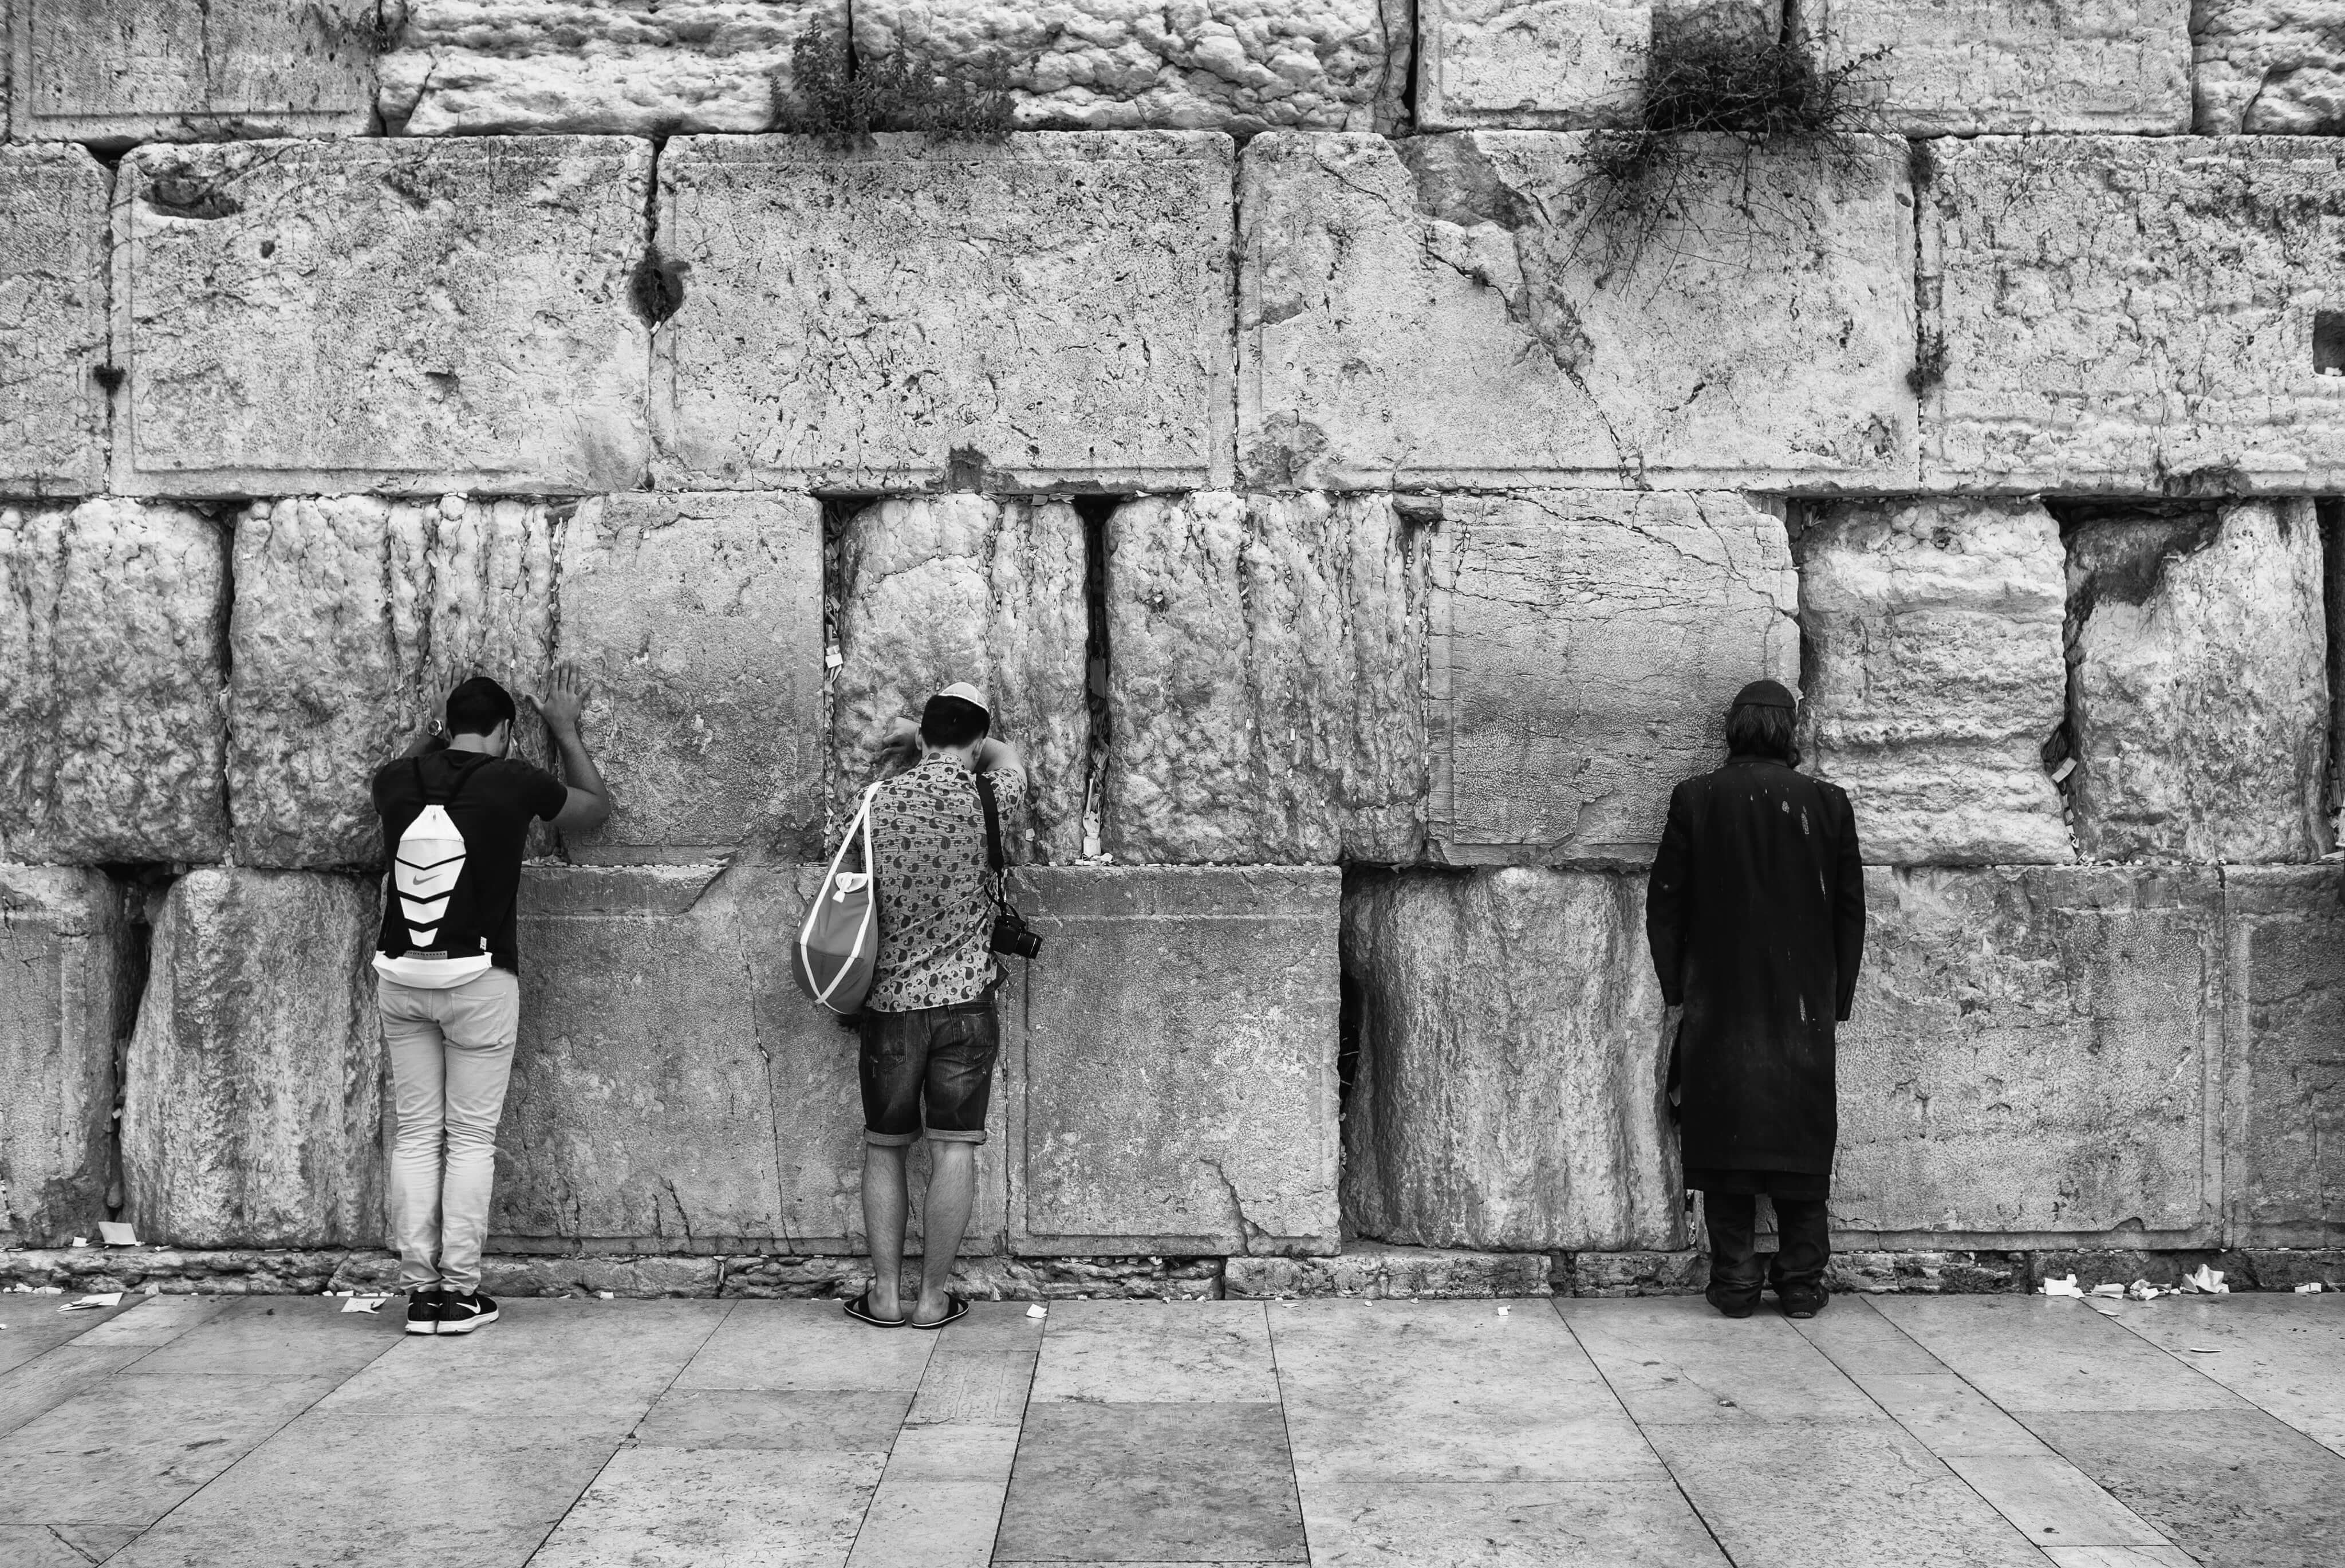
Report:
858,997,1000,1146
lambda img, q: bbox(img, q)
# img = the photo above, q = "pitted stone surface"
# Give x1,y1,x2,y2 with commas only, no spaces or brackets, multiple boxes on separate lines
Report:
831,496,1090,864
0,147,108,496
1799,498,2073,866
115,136,650,497
1239,131,1914,490
7,0,375,143
1342,868,1683,1252
853,0,1409,132
0,501,229,866
2064,499,2330,864
1416,0,1648,129
655,132,1233,493
2223,868,2345,1245
228,495,558,869
1806,0,2190,133
0,868,131,1248
120,869,383,1249
1836,866,2221,1242
1011,866,1340,1254
1103,492,1424,865
1429,490,1799,866
556,494,825,863
381,1,845,135
1920,135,2345,492
2194,1,2345,132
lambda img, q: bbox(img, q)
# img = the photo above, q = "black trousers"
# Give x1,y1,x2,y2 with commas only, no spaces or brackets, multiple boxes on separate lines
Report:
1705,1192,1830,1303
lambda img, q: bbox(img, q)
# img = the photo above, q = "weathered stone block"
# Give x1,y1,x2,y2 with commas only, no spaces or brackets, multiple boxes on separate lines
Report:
1417,0,1646,130
2193,1,2345,133
831,496,1090,862
1239,131,1914,490
1920,136,2345,492
655,132,1234,492
0,500,229,866
1834,866,2222,1243
120,869,383,1248
1103,493,1424,865
855,0,1409,132
0,147,108,497
1342,868,1682,1252
115,137,650,497
1798,498,2072,866
1806,0,2190,133
380,1,846,135
1428,490,1798,866
2064,499,2330,863
0,869,132,1248
228,496,558,869
555,494,824,862
1010,866,1340,1255
1224,1242,1552,1298
2222,867,2345,1245
7,0,375,143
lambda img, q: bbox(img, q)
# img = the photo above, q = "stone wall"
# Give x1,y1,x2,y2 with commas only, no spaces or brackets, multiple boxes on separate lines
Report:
1,2,2340,1282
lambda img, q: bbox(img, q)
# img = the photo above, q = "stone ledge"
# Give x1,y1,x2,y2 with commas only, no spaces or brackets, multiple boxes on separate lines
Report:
1226,1243,1553,1298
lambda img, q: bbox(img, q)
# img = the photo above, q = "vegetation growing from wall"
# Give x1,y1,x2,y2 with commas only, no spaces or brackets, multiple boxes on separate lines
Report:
772,31,1014,147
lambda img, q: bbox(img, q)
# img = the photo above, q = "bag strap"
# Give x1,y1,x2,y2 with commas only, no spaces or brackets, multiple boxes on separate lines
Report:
413,754,479,809
974,772,1006,875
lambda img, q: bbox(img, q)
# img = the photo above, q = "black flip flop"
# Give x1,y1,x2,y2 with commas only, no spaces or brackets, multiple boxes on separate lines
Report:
909,1292,970,1330
842,1289,905,1328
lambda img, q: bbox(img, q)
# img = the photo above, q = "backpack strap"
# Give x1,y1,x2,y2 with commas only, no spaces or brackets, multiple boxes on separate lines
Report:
974,771,1006,875
413,754,480,807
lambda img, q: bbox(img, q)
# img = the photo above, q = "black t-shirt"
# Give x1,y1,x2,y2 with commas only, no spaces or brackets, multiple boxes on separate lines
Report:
371,750,567,972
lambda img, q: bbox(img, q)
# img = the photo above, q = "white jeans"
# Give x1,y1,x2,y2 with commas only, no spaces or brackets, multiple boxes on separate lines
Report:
378,970,519,1295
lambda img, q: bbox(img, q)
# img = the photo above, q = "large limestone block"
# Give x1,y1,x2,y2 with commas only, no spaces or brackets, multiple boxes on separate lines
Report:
120,869,383,1248
2064,499,2330,863
855,0,1409,132
655,132,1235,492
1416,0,1648,129
0,146,108,497
831,497,1090,862
1010,866,1340,1254
1920,136,2345,493
1239,131,1914,490
0,500,228,865
557,494,825,863
228,496,558,869
7,1,375,143
115,137,651,497
1429,490,1799,866
1835,866,2221,1243
1342,867,1683,1251
0,869,132,1247
381,1,846,135
1103,492,1425,864
2222,868,2345,1244
2194,2,2345,133
1799,498,2072,866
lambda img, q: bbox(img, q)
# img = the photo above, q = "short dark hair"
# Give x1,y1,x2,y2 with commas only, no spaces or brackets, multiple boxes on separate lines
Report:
1724,700,1798,765
445,676,518,738
919,694,990,748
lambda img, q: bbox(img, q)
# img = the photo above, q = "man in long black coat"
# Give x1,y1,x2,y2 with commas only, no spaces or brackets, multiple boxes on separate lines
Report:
1645,679,1866,1320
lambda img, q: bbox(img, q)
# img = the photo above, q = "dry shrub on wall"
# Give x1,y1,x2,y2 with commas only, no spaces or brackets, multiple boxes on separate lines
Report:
772,29,1013,147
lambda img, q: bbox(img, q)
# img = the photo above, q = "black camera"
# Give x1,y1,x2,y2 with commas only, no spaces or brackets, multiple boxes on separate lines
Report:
990,906,1043,959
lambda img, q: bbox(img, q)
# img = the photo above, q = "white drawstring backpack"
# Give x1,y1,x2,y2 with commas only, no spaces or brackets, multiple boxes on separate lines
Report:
794,782,881,1014
372,759,494,988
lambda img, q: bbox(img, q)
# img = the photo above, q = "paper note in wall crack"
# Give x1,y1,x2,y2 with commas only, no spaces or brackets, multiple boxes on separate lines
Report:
97,1222,138,1246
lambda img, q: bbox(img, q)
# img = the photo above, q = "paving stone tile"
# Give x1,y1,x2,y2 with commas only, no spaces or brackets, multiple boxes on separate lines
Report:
675,1300,936,1392
0,1524,95,1568
1032,1301,1278,1404
633,1389,910,1452
58,1294,223,1349
1790,1298,1949,1375
1873,1297,2251,1413
1558,1297,1887,1425
905,1302,1043,1427
2095,1296,2345,1455
996,1401,1306,1563
530,1446,885,1568
845,1476,1008,1568
125,1297,395,1378
1943,1453,2171,1549
1851,1373,2055,1458
2040,1547,2200,1568
0,1300,143,1374
0,1347,156,1441
1299,1479,1733,1566
49,1522,146,1562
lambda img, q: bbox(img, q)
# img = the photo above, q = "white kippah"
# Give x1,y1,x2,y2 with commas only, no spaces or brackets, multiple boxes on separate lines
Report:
935,681,990,714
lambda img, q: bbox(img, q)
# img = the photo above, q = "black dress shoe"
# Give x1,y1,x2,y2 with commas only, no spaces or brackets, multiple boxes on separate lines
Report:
1705,1284,1757,1319
1776,1287,1828,1320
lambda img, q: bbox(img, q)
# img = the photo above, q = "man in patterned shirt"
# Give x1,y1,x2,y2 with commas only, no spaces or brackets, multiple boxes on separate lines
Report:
846,682,1027,1331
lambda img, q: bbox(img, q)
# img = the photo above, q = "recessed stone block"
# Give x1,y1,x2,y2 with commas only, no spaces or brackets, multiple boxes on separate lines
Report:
1834,866,2221,1244
380,1,846,135
228,496,558,870
2063,499,2330,863
854,0,1409,132
0,146,108,497
831,496,1090,863
1341,867,1682,1252
1428,490,1799,866
2222,867,2345,1246
120,869,383,1248
655,132,1234,492
556,494,825,863
1103,492,1425,864
1239,131,1914,490
1416,0,1647,130
115,136,651,497
1009,865,1340,1255
2193,1,2345,133
0,868,132,1248
1920,136,2345,492
1798,498,2072,866
7,0,375,144
0,499,229,866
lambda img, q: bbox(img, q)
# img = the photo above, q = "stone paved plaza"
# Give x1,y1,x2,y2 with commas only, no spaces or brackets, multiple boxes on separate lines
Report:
0,1289,2338,1566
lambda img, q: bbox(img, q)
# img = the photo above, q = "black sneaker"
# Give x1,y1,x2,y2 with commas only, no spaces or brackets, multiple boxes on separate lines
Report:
437,1291,499,1335
1704,1283,1757,1319
404,1289,443,1336
1777,1287,1828,1321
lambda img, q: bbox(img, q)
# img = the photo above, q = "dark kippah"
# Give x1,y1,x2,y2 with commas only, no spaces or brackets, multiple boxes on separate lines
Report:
1732,678,1798,710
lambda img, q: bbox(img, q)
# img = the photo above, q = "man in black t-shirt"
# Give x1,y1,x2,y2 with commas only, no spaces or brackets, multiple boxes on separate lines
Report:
372,668,610,1335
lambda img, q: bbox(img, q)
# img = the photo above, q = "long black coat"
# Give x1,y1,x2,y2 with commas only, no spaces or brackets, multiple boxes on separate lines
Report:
1645,755,1866,1175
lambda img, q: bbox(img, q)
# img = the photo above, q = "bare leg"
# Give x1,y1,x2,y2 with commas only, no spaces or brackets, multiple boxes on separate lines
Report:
862,1143,911,1321
913,1140,976,1323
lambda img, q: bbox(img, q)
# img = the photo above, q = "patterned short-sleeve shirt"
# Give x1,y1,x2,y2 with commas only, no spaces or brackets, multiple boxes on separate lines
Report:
861,757,1027,1012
